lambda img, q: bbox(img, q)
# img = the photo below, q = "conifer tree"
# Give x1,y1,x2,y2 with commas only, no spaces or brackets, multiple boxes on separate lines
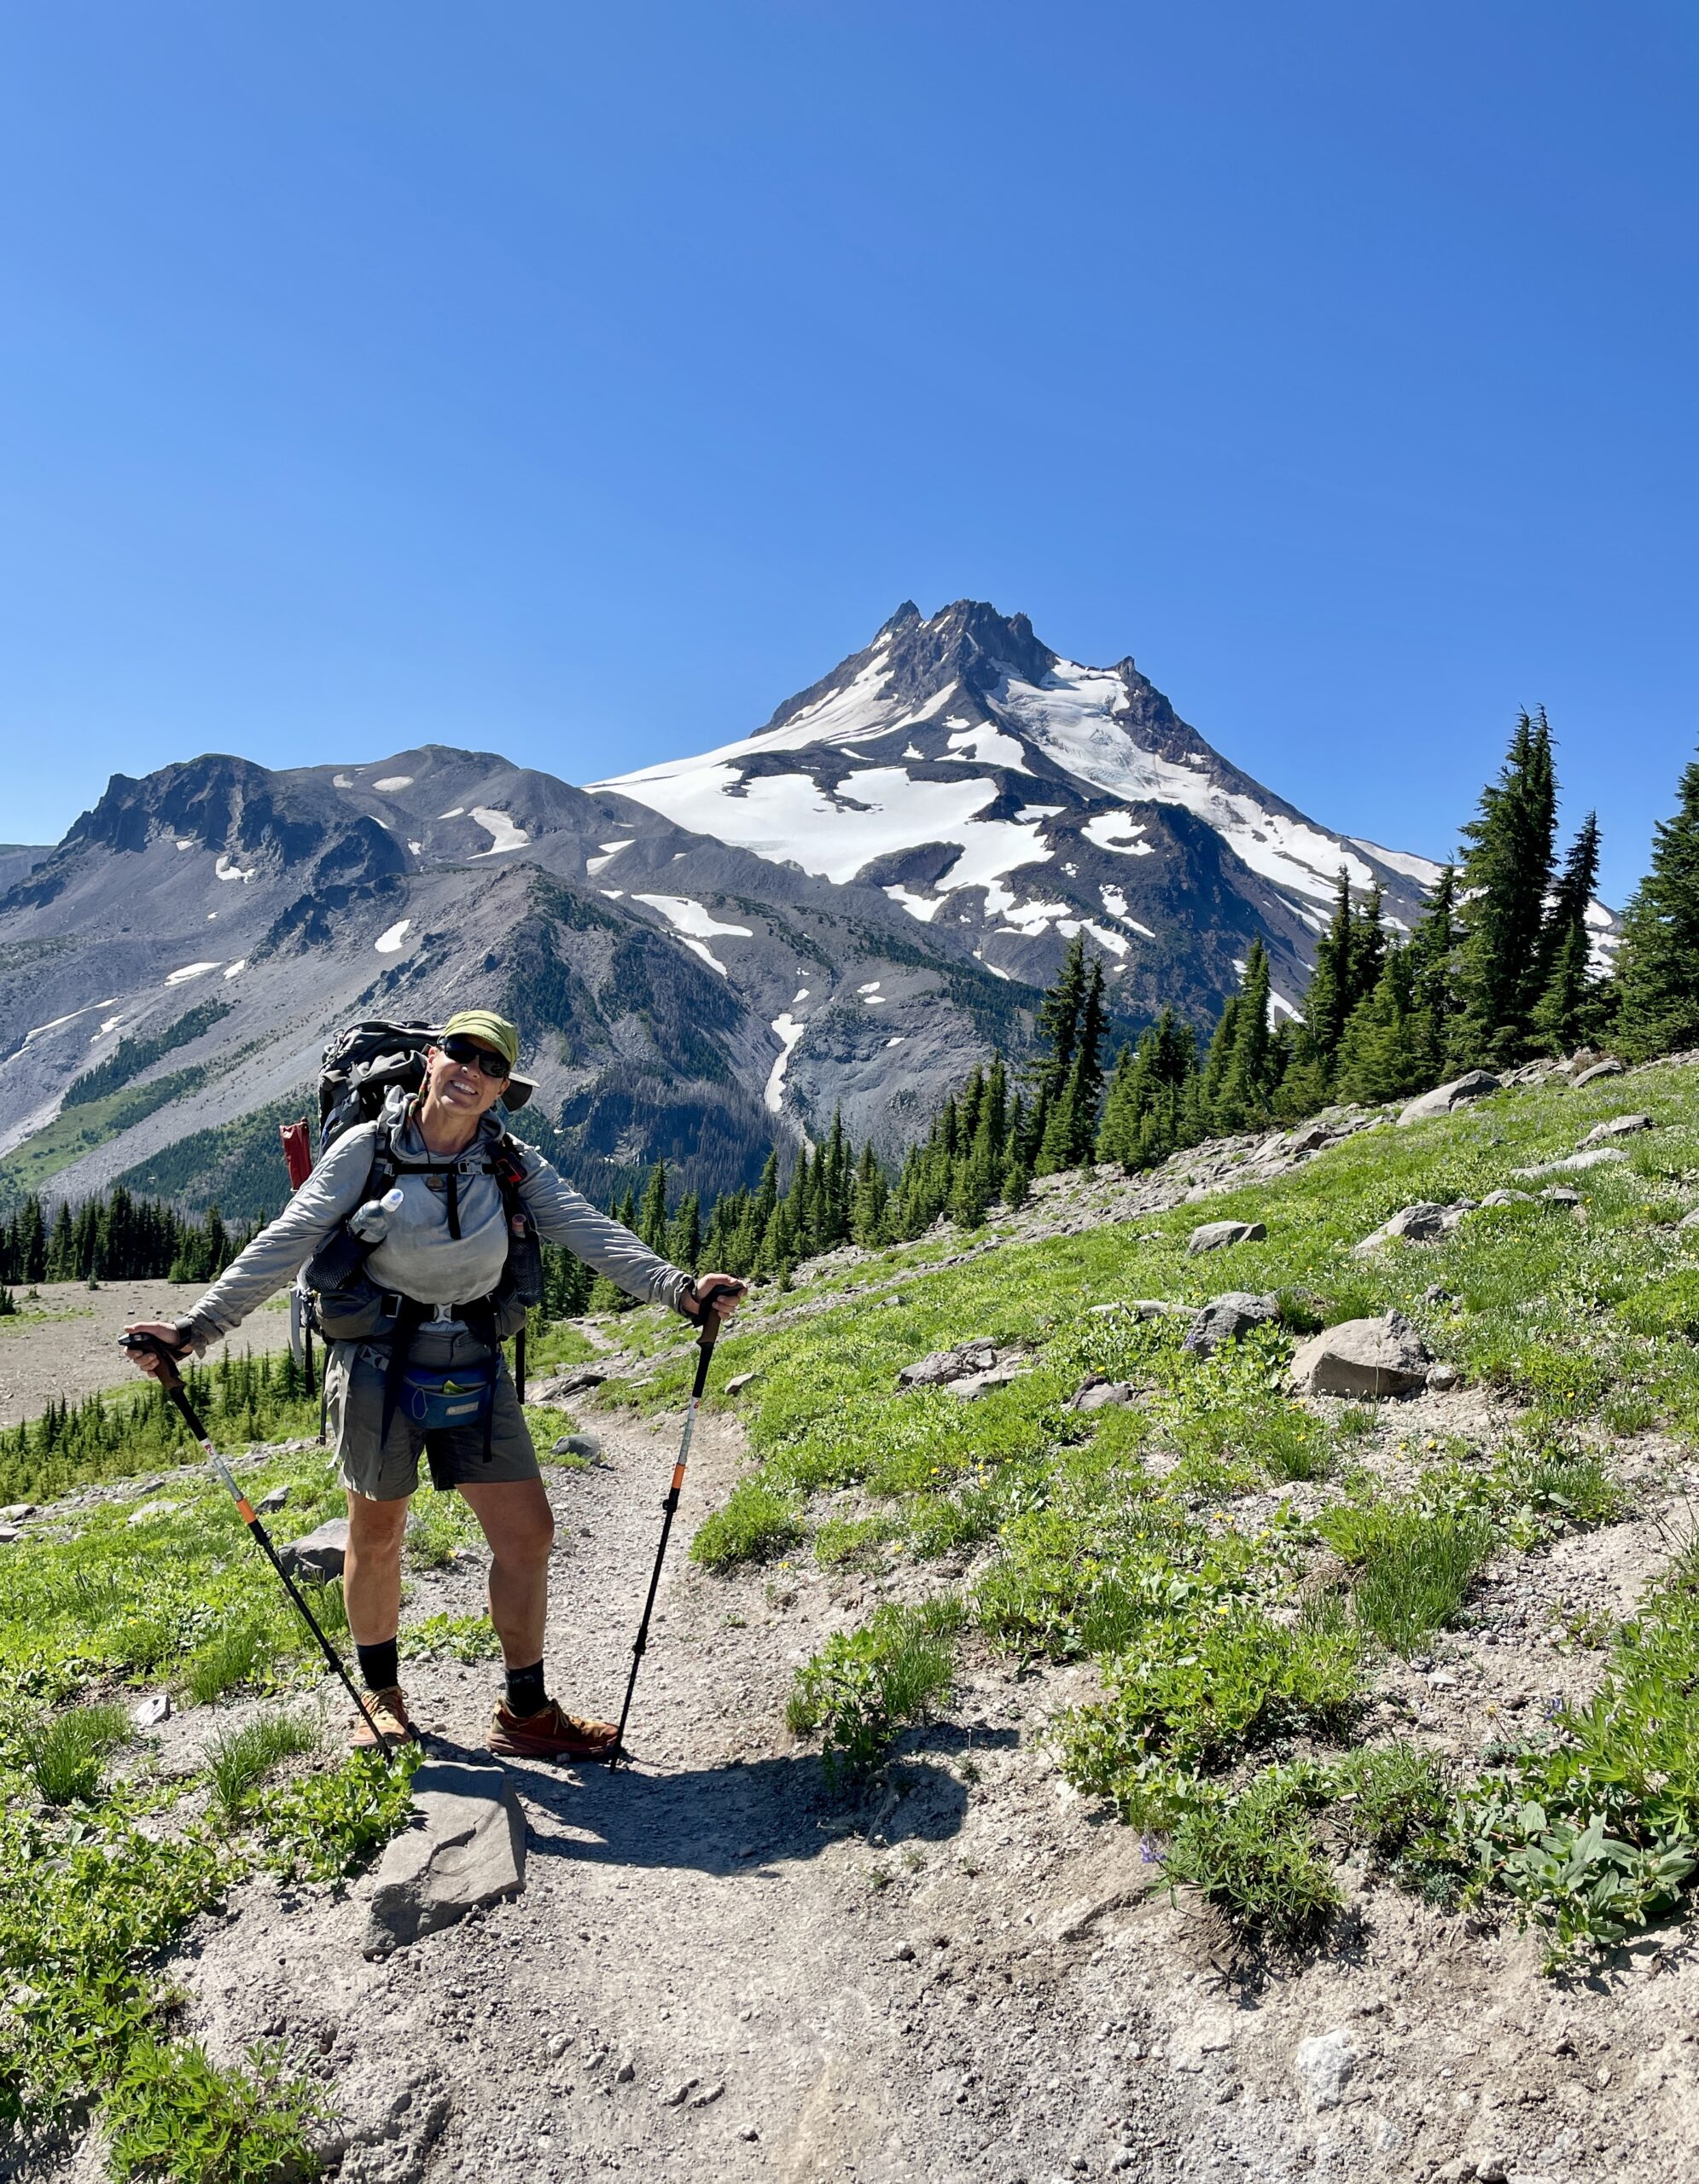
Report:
1302,869,1356,1076
1037,956,1107,1172
1449,709,1558,1069
1532,812,1604,1054
1403,863,1458,1084
1024,933,1089,1157
1335,947,1423,1104
1615,747,1699,1060
637,1162,670,1252
850,1141,888,1244
1213,943,1274,1130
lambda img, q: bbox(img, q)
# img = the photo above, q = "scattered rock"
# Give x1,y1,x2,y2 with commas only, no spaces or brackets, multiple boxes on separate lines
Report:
1353,1199,1458,1252
724,1372,758,1394
661,2077,700,2107
615,2057,637,2082
0,1503,37,1522
1511,1147,1630,1179
531,1364,608,1403
1286,1122,1333,1153
1294,2027,1358,2110
1540,1185,1582,1206
1184,1291,1280,1357
690,2081,725,2109
279,1517,350,1580
1478,1188,1535,1207
1289,1311,1432,1398
363,1759,527,1958
1068,1379,1136,1412
545,2031,572,2059
1397,1070,1499,1125
132,1692,171,1728
126,1499,181,1526
1570,1057,1624,1087
255,1485,290,1514
1582,1112,1652,1142
1681,1207,1699,1231
1427,1362,1460,1391
898,1341,998,1389
552,1433,603,1459
948,1365,1028,1403
1187,1219,1266,1255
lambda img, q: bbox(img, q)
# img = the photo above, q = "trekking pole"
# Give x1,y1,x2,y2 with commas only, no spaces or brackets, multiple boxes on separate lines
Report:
119,1333,397,1755
608,1282,738,1769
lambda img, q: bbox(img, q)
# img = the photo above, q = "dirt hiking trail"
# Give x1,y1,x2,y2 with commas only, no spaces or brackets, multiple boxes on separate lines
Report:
84,1396,1699,2184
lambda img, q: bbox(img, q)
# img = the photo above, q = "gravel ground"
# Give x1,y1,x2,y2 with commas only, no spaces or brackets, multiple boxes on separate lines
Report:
15,1395,1686,2184
0,1280,290,1426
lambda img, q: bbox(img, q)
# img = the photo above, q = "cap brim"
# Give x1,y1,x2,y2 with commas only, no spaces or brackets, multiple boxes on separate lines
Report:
500,1074,536,1112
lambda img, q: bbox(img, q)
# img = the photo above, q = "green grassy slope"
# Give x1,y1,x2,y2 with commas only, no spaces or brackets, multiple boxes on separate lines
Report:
616,1058,1699,1961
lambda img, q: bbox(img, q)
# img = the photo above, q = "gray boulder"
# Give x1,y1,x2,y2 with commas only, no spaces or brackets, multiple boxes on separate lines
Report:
947,1365,1027,1403
1397,1071,1499,1126
1352,1200,1470,1255
1511,1147,1629,1180
1478,1188,1534,1207
898,1341,998,1389
1570,1058,1624,1088
278,1517,350,1580
256,1485,290,1515
1582,1112,1652,1143
1068,1378,1136,1412
551,1433,603,1459
1289,1311,1433,1398
1187,1219,1266,1255
0,1503,37,1523
1680,1205,1699,1230
1541,1185,1581,1206
364,1758,527,1958
1184,1292,1281,1358
531,1364,608,1403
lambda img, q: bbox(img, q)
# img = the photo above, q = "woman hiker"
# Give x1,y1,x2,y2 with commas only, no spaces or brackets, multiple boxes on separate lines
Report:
123,1009,744,1759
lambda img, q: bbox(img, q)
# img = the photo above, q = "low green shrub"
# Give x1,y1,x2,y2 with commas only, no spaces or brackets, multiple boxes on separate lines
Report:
397,1611,500,1661
690,1478,805,1571
103,2034,329,2184
205,1710,323,1824
252,1744,422,1884
1058,1604,1364,1799
787,1598,963,1787
183,1618,266,1706
1347,1507,1495,1655
20,1699,131,1804
1163,1776,1343,1945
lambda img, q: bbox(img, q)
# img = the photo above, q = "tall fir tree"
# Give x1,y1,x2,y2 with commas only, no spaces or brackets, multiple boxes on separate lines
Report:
1448,708,1558,1069
1334,947,1423,1104
1403,863,1458,1085
1212,942,1274,1131
1615,747,1699,1060
1531,811,1605,1054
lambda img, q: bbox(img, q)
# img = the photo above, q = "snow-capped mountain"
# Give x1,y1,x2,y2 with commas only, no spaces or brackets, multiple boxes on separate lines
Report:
595,600,1439,1016
0,601,1441,1217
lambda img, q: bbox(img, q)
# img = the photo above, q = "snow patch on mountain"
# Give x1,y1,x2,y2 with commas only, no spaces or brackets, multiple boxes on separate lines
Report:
765,1014,806,1112
1001,660,1378,903
586,840,633,876
470,809,530,856
1082,812,1154,857
372,775,415,793
214,852,256,883
375,919,412,955
1351,838,1446,887
166,961,221,985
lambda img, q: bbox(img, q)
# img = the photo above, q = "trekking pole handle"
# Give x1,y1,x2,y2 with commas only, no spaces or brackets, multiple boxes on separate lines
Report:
119,1327,189,1387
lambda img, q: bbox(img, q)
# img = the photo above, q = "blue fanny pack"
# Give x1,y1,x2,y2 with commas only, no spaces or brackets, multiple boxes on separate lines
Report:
399,1362,494,1432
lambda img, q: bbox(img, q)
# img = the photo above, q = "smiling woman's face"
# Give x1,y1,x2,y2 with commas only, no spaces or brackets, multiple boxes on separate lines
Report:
423,1038,509,1120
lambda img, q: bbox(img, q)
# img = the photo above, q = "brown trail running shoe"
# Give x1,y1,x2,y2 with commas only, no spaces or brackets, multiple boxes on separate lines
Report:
350,1686,419,1749
487,1698,620,1762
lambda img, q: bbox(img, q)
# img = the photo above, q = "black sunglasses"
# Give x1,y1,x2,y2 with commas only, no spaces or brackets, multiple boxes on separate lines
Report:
439,1035,510,1081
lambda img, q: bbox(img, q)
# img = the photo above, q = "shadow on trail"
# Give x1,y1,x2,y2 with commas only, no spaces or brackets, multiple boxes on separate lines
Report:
419,1733,975,1877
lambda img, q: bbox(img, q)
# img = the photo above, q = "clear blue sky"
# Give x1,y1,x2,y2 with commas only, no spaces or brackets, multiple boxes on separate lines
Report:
2,3,1693,903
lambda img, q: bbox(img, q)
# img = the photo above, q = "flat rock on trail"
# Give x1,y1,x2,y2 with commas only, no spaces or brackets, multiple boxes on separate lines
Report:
146,1397,1699,2184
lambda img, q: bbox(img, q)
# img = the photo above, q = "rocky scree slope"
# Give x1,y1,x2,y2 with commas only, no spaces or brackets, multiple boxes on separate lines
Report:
2,602,1434,1217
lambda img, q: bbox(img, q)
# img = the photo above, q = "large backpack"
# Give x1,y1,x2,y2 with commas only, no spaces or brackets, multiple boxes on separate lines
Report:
297,1021,544,1385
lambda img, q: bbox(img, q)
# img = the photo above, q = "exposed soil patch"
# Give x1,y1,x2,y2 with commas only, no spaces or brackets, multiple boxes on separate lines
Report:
0,1280,290,1427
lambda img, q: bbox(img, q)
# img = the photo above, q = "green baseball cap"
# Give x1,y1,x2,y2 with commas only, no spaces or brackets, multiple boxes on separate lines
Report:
438,1010,535,1110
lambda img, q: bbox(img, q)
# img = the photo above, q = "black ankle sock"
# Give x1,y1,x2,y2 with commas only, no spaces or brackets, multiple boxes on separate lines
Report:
357,1639,399,1693
504,1659,548,1717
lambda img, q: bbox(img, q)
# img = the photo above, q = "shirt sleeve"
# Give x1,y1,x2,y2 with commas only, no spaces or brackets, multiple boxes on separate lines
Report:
511,1141,694,1314
180,1124,379,1352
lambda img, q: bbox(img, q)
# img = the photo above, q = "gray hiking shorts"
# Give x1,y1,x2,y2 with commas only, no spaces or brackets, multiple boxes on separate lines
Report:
325,1331,540,1502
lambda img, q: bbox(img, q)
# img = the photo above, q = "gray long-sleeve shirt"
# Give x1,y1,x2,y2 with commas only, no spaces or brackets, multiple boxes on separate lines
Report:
183,1093,691,1350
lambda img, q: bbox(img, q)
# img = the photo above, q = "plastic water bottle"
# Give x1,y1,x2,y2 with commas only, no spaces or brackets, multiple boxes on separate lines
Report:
349,1187,405,1243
